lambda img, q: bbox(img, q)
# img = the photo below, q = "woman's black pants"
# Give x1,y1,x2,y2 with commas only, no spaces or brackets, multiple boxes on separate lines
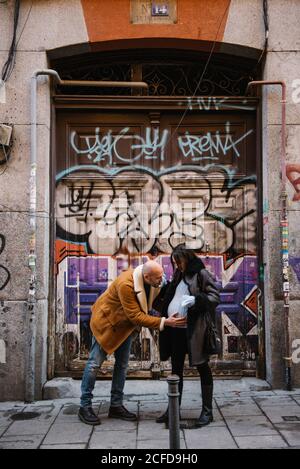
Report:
170,328,213,404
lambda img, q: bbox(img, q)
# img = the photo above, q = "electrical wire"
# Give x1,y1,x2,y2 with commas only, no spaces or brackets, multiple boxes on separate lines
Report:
0,0,32,175
166,1,231,146
16,0,33,47
250,0,269,77
0,201,86,221
258,0,269,64
263,0,269,35
1,0,21,83
0,203,57,219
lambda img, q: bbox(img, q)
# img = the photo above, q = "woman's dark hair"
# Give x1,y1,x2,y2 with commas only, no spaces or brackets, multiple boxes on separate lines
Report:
171,245,196,266
171,245,205,272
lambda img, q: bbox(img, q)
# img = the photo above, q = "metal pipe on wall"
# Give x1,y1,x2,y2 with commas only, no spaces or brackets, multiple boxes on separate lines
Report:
246,80,291,390
25,69,148,402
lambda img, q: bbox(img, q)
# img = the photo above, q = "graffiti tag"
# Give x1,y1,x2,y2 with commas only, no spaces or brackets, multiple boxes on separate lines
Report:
70,123,253,165
59,182,94,223
56,168,256,258
70,127,169,165
0,234,10,291
178,122,254,160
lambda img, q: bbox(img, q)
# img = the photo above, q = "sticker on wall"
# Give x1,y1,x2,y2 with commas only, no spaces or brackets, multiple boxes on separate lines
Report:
0,339,6,364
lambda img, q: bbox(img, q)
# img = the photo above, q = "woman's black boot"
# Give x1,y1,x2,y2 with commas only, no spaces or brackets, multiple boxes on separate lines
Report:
156,381,183,424
196,385,213,427
156,407,169,423
155,406,182,424
156,390,182,424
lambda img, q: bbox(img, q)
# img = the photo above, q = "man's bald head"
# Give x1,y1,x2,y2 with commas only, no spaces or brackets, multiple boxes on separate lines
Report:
142,261,164,288
142,261,163,276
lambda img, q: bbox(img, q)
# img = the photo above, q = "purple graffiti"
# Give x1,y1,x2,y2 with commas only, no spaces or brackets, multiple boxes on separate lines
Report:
290,257,300,283
64,257,108,324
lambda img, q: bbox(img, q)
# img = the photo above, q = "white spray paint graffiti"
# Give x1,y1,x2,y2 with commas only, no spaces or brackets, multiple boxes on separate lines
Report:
95,199,205,242
186,96,229,111
70,123,253,164
181,96,256,112
57,114,258,363
178,122,254,160
56,170,256,256
70,127,169,164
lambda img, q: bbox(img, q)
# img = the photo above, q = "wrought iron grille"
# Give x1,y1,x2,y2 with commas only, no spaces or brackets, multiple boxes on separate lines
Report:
56,61,256,96
57,63,132,95
143,63,253,96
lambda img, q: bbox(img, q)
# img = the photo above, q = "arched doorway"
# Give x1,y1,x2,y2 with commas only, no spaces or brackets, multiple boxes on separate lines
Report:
49,40,264,379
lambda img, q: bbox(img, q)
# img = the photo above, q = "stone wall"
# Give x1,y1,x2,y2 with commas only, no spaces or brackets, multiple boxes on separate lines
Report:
0,0,299,399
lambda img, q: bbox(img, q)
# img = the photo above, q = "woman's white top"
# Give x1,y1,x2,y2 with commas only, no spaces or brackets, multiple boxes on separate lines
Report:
167,279,190,328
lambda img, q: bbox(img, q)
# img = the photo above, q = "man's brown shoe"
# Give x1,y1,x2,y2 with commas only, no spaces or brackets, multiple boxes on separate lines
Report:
108,405,137,421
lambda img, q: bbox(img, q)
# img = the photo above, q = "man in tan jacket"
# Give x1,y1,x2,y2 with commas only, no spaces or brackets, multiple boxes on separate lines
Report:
78,260,186,425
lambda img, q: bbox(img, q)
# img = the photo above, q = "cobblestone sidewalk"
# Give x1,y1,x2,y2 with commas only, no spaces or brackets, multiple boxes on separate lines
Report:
1,380,300,449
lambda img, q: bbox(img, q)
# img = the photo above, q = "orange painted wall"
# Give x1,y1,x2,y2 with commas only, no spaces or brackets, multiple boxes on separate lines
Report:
81,0,231,43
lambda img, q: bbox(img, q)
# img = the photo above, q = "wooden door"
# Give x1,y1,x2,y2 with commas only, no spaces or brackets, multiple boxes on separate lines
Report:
53,99,260,377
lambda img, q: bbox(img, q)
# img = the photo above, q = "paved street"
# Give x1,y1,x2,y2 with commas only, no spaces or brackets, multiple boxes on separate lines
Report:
1,379,300,449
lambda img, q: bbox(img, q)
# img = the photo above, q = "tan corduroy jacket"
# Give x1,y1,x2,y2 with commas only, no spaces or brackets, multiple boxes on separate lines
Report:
90,265,165,354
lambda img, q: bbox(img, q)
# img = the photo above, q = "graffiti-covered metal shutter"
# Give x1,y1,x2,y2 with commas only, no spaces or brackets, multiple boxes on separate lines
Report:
52,96,261,377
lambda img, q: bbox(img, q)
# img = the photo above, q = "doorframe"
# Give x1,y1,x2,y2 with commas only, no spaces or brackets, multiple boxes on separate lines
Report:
255,90,266,379
47,94,265,380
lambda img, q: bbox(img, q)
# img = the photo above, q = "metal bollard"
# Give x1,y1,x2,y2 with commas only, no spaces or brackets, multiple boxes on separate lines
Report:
167,374,180,449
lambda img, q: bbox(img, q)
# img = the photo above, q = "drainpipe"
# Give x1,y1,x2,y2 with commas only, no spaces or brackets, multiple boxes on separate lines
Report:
246,80,291,390
25,70,148,402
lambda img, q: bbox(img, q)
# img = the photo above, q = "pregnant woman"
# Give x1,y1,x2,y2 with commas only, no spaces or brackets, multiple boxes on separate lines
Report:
156,246,220,427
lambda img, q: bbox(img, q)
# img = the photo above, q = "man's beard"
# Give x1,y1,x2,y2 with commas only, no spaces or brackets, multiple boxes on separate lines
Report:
151,281,161,288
